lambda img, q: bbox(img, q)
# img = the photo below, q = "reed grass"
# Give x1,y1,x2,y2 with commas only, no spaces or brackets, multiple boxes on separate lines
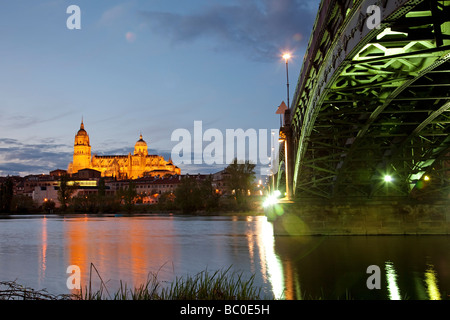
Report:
158,266,263,300
0,280,72,300
71,264,265,300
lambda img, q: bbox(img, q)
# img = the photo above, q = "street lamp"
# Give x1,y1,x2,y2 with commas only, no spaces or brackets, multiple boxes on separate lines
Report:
282,53,291,110
281,52,293,201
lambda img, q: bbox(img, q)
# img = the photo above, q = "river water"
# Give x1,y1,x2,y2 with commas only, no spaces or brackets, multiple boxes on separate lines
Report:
0,214,448,300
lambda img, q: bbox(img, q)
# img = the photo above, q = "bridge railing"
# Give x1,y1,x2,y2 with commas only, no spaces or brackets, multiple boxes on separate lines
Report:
291,0,337,110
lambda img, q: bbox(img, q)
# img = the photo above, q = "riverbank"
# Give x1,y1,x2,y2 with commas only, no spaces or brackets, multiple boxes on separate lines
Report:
267,200,450,236
0,209,265,218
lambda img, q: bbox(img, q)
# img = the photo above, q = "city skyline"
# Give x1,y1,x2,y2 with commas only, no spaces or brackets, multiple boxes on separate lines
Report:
0,0,320,177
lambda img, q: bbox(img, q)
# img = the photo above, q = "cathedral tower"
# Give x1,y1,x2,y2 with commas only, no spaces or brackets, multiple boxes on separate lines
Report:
67,119,180,179
71,120,92,174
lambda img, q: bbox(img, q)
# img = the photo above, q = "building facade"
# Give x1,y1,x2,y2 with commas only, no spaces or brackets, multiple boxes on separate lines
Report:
67,120,180,179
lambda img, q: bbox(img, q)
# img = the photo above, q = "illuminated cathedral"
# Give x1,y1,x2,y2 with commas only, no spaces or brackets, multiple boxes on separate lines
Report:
67,120,180,179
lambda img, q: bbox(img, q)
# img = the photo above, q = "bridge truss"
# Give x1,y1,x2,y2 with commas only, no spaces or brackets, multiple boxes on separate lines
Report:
286,0,450,200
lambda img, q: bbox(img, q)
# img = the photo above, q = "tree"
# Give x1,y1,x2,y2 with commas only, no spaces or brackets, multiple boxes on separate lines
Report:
42,199,56,213
0,177,14,213
174,175,221,213
98,177,106,197
12,195,37,213
97,177,106,213
57,174,78,211
224,158,256,210
198,175,220,212
174,176,202,213
158,191,177,210
117,180,137,213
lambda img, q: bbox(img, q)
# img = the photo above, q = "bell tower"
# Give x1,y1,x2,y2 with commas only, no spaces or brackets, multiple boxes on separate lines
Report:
71,119,92,173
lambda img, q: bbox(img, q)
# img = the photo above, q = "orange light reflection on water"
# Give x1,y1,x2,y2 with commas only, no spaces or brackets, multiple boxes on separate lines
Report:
64,215,175,295
38,216,47,289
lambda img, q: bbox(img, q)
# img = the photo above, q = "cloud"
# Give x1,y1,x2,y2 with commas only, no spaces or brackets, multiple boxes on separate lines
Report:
94,146,132,156
2,110,77,131
0,162,54,176
0,139,72,176
99,4,127,26
140,0,318,62
0,138,22,146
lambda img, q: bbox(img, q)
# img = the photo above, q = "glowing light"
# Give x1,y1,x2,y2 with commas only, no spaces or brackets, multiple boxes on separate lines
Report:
262,190,282,208
263,195,277,208
259,219,285,299
282,53,291,61
385,261,401,300
376,27,408,40
384,175,393,182
423,175,430,181
425,264,441,300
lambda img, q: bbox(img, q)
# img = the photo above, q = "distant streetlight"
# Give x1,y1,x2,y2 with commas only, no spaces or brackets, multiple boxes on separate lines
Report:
384,175,393,182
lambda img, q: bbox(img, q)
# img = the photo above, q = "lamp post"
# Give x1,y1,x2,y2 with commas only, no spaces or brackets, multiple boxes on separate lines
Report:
271,131,275,192
282,53,291,112
281,53,293,200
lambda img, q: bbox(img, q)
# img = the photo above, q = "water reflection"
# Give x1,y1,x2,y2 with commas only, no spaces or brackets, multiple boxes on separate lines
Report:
425,263,441,300
271,234,449,300
257,220,285,299
0,215,449,300
385,261,401,300
38,216,47,289
253,219,306,300
64,215,176,292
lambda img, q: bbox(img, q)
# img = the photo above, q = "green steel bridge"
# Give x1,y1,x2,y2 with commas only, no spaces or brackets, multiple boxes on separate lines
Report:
275,0,450,205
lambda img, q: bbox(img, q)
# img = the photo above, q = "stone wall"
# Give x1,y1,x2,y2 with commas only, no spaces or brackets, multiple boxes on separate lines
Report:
267,201,450,236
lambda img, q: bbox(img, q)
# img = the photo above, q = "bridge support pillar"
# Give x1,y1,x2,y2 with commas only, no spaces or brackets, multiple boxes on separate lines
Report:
280,109,294,201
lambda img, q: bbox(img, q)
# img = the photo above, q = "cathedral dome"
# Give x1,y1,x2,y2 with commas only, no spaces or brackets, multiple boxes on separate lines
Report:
77,127,88,136
78,121,87,132
75,120,90,146
135,134,147,146
134,134,148,155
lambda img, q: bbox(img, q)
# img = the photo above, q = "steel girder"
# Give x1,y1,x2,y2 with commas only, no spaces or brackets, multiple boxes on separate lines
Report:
289,0,450,200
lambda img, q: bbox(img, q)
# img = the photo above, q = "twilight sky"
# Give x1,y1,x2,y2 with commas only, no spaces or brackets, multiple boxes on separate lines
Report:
0,0,320,177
